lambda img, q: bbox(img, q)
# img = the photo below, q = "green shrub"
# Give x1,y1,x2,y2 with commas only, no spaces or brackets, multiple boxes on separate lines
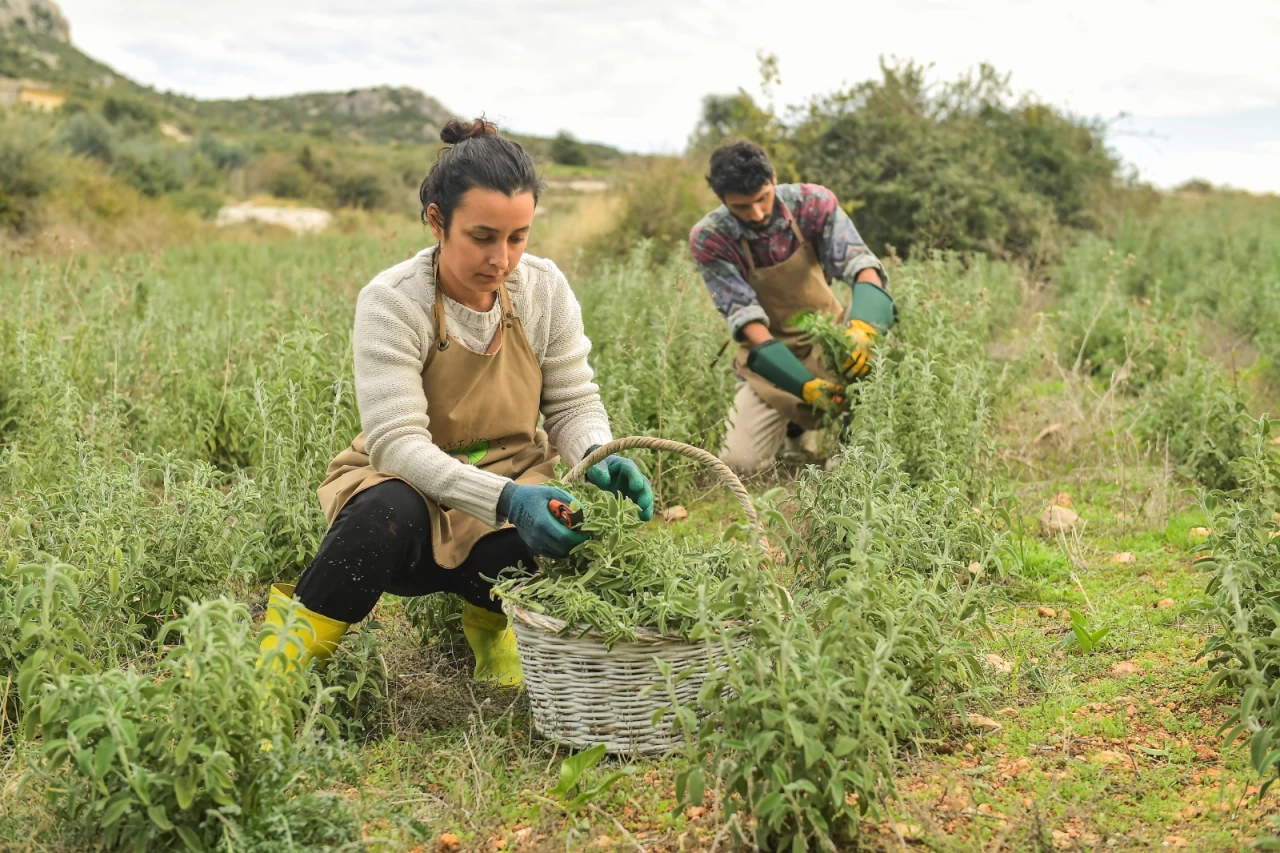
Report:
5,455,265,652
0,110,59,231
589,157,719,264
680,521,988,851
1194,416,1280,791
101,95,159,130
1054,235,1189,385
799,252,1015,489
403,591,467,653
695,61,1120,262
329,167,388,210
1137,355,1249,491
1,557,94,729
319,621,391,740
111,140,189,197
195,132,249,171
265,161,310,199
26,596,359,850
574,244,735,500
167,188,224,219
55,111,117,163
1070,195,1280,375
550,130,588,166
784,431,1002,588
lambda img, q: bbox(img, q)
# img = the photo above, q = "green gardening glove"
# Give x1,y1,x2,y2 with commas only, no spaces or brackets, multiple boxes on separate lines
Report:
840,283,896,380
848,281,896,336
497,482,589,558
746,340,843,408
584,446,655,521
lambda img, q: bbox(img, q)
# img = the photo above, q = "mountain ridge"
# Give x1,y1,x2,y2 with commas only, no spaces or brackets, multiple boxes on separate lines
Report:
0,2,620,158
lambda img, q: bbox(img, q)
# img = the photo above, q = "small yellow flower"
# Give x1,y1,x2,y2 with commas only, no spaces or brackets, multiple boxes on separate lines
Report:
259,739,273,752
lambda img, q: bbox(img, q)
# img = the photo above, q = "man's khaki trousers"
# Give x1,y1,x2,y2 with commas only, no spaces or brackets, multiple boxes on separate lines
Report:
719,382,820,476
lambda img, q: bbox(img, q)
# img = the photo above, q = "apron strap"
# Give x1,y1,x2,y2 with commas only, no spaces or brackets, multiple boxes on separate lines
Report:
738,236,757,275
497,281,516,328
787,214,806,246
428,247,450,352
431,284,450,351
739,207,807,277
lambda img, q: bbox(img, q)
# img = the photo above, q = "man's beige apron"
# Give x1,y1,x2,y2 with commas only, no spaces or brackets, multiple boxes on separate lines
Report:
731,215,843,430
316,267,556,568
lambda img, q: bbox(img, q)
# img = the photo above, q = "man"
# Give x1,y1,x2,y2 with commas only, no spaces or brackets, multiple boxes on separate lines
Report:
690,140,895,475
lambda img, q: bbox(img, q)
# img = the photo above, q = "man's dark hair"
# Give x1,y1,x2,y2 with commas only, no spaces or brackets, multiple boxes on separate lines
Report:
706,140,773,198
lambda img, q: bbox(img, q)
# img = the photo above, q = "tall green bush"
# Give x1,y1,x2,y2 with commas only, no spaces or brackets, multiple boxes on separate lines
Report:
55,111,117,163
26,594,359,850
0,110,59,231
695,61,1120,262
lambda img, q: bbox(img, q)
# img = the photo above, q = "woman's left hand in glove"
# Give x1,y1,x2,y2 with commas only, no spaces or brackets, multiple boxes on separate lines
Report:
584,448,655,521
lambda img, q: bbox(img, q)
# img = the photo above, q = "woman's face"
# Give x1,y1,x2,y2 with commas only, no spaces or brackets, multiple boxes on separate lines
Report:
429,188,536,307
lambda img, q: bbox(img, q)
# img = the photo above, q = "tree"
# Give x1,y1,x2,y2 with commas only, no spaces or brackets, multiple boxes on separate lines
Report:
551,131,588,167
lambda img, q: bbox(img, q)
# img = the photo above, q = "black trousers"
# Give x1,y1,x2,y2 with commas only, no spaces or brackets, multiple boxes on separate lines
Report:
294,479,535,623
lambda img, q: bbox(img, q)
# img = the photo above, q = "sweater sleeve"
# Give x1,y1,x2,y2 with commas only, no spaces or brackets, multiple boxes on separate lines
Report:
537,266,613,466
353,281,510,529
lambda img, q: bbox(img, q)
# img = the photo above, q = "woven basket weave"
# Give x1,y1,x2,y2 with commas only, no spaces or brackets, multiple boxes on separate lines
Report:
509,436,758,756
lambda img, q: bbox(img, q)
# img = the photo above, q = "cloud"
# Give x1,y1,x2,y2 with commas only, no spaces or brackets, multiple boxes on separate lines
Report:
1124,142,1280,194
55,0,1280,190
1109,105,1280,192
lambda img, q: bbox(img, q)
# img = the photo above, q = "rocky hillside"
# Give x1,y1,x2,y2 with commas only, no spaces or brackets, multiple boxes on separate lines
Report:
0,16,453,145
0,0,621,158
163,85,456,145
0,0,68,42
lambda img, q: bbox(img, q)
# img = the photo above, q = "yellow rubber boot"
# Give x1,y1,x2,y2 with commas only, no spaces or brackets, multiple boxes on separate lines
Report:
257,583,350,669
461,603,523,687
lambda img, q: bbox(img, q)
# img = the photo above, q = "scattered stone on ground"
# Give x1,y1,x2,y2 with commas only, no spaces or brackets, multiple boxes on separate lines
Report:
1040,504,1080,536
661,505,689,523
985,654,1012,673
962,714,1004,731
216,203,333,235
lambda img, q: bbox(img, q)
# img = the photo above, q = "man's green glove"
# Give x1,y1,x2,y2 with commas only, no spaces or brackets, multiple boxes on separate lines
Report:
746,340,844,408
584,446,655,520
848,281,896,335
840,283,896,380
747,340,811,398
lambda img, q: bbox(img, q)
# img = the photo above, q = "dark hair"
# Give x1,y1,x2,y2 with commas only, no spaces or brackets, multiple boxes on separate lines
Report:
706,140,774,198
419,117,542,231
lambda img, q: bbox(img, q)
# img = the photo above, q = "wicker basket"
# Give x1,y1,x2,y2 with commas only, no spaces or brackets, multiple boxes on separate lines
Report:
508,436,758,756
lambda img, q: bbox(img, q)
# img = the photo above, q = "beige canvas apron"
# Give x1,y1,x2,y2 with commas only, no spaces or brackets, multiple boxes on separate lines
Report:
731,215,843,430
316,267,557,568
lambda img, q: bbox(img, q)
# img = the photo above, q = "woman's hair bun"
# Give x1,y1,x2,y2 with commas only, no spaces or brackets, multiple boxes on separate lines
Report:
439,117,500,145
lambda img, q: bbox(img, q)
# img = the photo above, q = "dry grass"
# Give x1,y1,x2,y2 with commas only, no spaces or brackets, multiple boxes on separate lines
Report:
528,190,625,273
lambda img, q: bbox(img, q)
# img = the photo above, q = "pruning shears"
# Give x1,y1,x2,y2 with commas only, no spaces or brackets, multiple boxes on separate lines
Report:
548,498,584,532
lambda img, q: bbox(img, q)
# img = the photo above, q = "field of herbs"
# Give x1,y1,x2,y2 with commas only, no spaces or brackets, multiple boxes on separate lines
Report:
3,189,1280,851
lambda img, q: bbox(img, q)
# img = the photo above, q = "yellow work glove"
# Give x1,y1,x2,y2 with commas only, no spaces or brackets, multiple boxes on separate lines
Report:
802,378,845,409
841,319,880,379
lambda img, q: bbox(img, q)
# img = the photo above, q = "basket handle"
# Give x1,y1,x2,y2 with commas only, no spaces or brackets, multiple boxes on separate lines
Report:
565,436,759,530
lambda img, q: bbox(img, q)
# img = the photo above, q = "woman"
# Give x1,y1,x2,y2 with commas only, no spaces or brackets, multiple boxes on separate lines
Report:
261,118,654,687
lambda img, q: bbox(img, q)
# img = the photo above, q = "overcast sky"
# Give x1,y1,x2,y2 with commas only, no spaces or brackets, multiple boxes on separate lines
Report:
56,0,1280,193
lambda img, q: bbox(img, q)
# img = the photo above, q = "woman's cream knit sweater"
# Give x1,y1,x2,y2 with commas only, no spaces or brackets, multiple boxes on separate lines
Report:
352,246,612,529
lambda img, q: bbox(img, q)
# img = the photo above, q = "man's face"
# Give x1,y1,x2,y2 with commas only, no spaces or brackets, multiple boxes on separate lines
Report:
723,180,776,229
